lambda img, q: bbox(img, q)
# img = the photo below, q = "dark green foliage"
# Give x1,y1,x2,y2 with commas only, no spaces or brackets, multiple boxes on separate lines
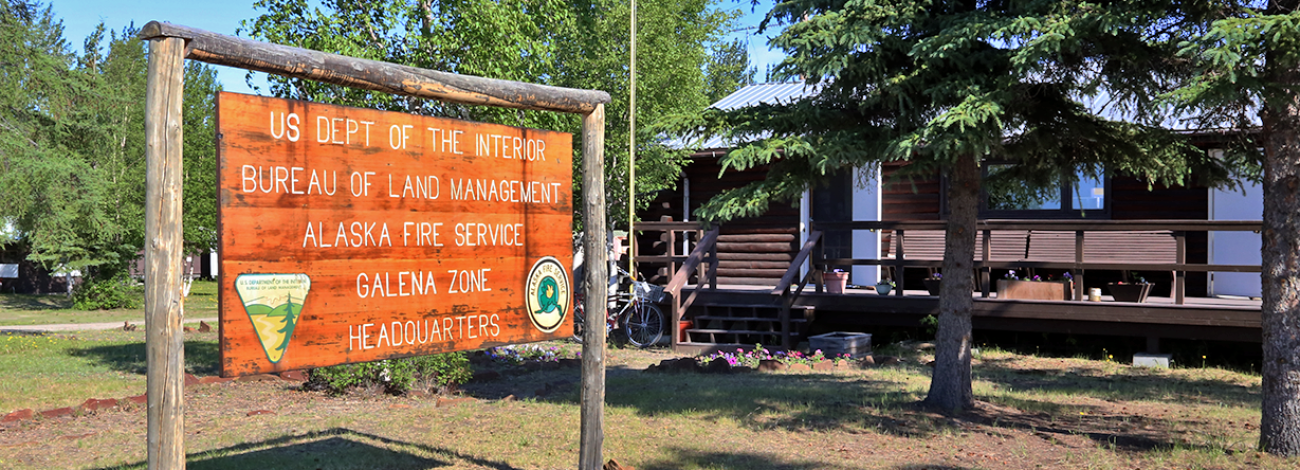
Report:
670,0,1240,224
307,352,472,396
407,352,474,388
1169,0,1300,456
71,272,141,310
0,3,143,279
181,61,221,255
0,1,222,279
704,39,756,103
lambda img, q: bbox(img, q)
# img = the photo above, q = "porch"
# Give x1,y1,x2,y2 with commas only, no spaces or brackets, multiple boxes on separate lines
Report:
632,220,1264,355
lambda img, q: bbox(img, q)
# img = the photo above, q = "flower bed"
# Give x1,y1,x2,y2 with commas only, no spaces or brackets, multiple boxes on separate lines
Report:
996,271,1073,301
703,344,852,368
484,344,571,364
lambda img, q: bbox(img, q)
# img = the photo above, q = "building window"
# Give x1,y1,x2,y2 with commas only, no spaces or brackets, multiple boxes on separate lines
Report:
980,165,1108,218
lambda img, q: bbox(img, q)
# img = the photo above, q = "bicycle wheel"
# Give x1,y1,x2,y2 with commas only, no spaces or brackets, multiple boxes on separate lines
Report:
621,301,664,348
571,290,586,343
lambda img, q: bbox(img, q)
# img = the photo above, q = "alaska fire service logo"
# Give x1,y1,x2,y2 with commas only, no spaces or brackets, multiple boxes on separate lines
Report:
525,257,570,333
234,273,311,364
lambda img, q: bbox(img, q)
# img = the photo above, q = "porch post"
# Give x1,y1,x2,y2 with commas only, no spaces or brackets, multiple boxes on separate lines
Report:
1074,230,1085,301
1174,232,1186,305
981,229,991,297
895,229,906,295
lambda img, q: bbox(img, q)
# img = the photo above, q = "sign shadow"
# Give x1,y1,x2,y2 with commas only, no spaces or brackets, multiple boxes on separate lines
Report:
88,428,525,470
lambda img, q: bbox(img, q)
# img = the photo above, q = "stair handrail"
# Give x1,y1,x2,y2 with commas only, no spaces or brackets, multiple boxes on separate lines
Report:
665,227,720,347
772,230,823,296
772,230,822,350
665,226,720,296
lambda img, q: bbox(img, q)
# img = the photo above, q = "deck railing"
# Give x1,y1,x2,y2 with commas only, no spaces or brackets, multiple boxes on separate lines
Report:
812,219,1263,305
632,221,718,348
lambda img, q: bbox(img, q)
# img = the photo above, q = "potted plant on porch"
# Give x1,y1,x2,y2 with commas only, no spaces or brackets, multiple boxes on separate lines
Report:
874,279,895,295
823,269,850,294
1107,273,1153,303
996,271,1073,301
923,273,942,296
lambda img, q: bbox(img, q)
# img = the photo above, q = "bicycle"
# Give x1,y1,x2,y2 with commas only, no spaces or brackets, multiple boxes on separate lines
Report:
571,266,666,348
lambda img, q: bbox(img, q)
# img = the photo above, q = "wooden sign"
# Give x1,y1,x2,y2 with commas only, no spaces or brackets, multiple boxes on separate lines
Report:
217,92,574,377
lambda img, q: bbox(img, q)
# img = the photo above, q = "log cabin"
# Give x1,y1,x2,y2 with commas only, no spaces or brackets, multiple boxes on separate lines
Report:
639,83,1263,356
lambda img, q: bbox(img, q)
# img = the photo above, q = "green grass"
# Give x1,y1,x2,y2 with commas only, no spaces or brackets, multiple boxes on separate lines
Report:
1,338,1295,469
0,328,219,412
0,280,218,326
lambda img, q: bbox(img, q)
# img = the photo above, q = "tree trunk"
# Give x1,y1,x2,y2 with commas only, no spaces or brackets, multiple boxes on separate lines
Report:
1260,0,1300,454
924,153,978,412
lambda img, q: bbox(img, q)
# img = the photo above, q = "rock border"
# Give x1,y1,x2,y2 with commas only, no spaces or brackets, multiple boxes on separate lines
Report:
1,370,308,426
644,355,906,374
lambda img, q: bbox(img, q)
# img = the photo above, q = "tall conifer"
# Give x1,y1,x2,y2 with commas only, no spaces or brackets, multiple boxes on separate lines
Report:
679,0,1235,411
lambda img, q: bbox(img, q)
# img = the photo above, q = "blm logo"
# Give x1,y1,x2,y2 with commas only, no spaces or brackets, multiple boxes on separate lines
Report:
234,273,311,363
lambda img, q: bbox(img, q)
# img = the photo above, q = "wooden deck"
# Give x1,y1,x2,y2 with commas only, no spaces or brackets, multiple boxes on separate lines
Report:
674,284,1262,352
637,220,1265,354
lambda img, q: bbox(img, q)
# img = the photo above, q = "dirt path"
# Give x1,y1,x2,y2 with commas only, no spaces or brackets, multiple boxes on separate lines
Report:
0,317,217,333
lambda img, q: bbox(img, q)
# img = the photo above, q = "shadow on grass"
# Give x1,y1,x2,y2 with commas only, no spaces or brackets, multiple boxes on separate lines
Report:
91,428,522,470
0,293,71,310
70,340,220,376
956,401,1177,452
549,367,948,437
533,364,1241,454
638,446,855,470
975,355,1260,408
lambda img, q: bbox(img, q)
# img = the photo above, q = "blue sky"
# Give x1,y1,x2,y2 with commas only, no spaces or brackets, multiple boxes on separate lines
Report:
51,0,266,93
50,0,787,96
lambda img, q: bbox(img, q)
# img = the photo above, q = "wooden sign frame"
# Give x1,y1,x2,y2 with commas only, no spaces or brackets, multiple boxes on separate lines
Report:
216,92,576,377
139,22,611,470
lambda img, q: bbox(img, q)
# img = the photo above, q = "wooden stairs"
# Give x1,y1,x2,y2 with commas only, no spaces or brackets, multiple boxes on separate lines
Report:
680,299,812,349
633,222,815,353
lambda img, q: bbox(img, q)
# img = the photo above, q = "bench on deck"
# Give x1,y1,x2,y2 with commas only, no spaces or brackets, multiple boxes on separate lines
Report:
879,229,1178,299
883,230,1030,263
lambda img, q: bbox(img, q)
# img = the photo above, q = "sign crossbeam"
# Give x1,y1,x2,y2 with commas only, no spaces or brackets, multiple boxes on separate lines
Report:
138,21,610,114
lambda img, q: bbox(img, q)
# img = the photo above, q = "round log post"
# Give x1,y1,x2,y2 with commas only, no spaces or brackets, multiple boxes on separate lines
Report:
144,36,187,470
579,104,607,470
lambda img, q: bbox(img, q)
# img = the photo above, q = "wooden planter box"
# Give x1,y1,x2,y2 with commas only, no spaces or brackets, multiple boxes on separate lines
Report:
996,279,1071,301
923,279,941,296
809,331,872,359
1107,283,1152,303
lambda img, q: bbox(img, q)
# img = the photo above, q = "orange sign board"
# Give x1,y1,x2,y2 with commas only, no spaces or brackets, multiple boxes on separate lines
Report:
217,92,574,377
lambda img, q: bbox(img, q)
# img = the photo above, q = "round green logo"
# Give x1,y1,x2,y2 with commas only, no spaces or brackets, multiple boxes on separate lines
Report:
525,257,570,333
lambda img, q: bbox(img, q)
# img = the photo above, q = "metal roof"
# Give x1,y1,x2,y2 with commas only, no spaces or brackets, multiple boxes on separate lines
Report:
710,81,820,111
664,82,820,150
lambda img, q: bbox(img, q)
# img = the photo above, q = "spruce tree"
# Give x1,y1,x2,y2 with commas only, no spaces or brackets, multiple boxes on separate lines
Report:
678,0,1234,411
1171,0,1300,455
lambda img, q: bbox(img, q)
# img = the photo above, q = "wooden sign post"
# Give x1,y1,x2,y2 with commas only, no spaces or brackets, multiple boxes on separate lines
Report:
140,22,610,470
143,35,186,470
